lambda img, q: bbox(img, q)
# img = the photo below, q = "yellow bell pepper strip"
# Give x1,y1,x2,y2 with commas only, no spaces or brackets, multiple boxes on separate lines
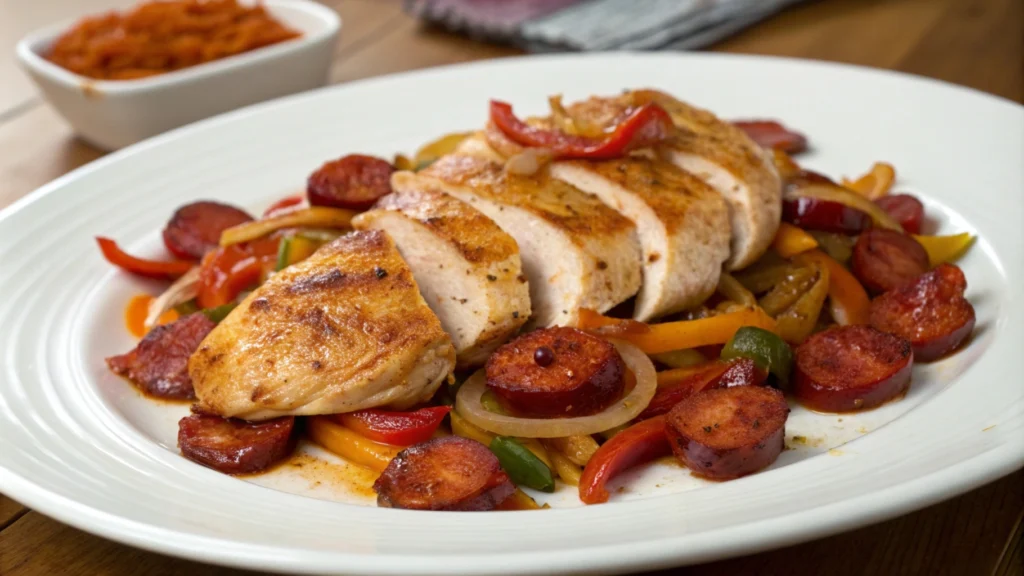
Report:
275,234,321,271
842,162,896,200
219,207,356,247
578,307,777,355
414,131,473,168
796,249,870,326
547,449,582,486
717,272,757,306
913,232,975,267
771,223,819,258
450,409,497,446
773,261,830,344
542,435,601,467
306,416,401,472
649,349,707,369
495,488,548,510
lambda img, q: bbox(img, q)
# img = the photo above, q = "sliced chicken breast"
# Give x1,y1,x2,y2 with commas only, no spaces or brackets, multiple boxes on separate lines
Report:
190,230,455,420
549,157,731,321
557,90,782,270
407,155,643,328
352,184,530,367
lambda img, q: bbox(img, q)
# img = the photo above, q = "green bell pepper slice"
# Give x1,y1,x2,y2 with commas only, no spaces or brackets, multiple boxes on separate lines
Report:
721,326,794,387
489,436,555,493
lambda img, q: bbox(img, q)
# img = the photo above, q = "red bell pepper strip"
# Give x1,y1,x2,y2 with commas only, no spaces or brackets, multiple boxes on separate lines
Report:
639,359,766,421
733,120,808,154
489,100,675,160
96,237,194,280
196,238,279,309
337,406,451,446
263,195,306,218
579,416,671,504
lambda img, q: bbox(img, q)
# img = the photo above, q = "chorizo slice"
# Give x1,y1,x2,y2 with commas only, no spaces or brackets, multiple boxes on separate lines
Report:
666,386,789,480
485,327,625,418
869,263,975,361
106,313,216,399
875,194,924,235
163,201,254,259
307,154,394,210
851,229,929,294
793,325,913,412
178,414,295,475
373,436,516,511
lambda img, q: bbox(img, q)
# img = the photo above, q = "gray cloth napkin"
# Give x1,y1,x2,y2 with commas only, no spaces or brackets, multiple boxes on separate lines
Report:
405,0,809,51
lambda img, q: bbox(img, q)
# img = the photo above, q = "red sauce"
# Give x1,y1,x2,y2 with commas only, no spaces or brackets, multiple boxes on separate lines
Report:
46,0,300,81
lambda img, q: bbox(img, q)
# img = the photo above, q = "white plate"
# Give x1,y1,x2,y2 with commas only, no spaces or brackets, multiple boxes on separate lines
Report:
0,53,1022,575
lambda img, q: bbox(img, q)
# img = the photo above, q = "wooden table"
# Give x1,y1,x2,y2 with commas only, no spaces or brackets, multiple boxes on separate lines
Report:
0,0,1021,574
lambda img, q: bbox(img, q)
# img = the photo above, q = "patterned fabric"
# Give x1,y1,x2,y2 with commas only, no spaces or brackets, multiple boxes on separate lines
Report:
405,0,808,51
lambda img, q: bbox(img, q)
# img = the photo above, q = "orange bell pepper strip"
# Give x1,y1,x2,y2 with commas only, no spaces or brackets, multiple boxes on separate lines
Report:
579,416,671,504
796,249,870,326
842,162,896,200
577,307,777,355
771,223,819,258
912,232,975,267
96,237,194,280
307,416,402,472
124,294,178,338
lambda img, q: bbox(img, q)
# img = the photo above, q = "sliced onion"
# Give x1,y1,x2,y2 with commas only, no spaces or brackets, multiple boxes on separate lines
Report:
145,266,199,330
455,340,656,438
785,181,902,231
505,147,553,176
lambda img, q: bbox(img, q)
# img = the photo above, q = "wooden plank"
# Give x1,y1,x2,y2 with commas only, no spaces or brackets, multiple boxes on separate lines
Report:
996,511,1024,576
0,103,104,209
895,0,1024,103
679,470,1024,576
0,512,258,576
0,496,28,531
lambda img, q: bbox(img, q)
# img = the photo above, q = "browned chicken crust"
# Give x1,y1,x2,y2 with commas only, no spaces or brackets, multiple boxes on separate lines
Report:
190,230,455,420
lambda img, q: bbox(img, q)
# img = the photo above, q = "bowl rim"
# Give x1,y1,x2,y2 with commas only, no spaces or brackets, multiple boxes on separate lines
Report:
14,0,341,95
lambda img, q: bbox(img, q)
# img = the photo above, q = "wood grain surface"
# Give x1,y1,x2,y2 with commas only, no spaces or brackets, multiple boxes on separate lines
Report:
0,0,1020,574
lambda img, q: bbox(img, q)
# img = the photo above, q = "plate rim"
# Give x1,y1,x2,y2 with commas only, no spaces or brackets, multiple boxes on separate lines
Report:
2,52,1022,575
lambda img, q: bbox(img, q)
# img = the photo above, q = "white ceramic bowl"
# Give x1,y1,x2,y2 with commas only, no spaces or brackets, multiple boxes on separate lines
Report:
15,0,340,151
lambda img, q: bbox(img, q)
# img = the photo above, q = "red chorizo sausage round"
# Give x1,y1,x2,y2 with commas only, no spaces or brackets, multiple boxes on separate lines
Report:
163,201,254,259
178,414,295,475
485,327,625,418
793,325,913,412
875,194,924,235
373,436,516,511
869,263,975,361
106,313,216,399
666,385,788,480
307,154,394,210
851,229,929,294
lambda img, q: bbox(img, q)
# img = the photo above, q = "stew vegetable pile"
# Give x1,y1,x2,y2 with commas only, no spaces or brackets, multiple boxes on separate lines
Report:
99,90,976,510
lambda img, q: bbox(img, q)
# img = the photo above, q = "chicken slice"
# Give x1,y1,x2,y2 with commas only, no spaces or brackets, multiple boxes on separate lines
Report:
189,230,455,420
406,155,642,328
549,157,730,321
552,90,782,270
352,184,530,367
